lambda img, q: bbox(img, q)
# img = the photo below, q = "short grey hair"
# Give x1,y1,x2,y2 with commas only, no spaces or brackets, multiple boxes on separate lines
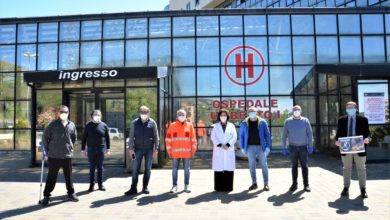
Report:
177,109,187,115
346,101,358,108
58,105,69,112
292,105,302,111
139,105,150,113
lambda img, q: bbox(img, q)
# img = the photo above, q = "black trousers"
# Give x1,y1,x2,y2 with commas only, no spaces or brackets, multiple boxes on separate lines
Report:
43,157,75,197
289,145,309,187
214,171,234,192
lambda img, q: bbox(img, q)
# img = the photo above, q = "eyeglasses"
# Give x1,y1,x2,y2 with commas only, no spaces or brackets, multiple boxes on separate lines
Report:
139,111,149,114
59,111,68,114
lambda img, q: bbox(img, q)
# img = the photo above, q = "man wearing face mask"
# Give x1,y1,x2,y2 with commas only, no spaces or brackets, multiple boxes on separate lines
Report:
81,109,110,192
165,109,197,193
239,106,271,191
125,106,159,195
40,105,78,206
281,105,313,192
335,101,370,198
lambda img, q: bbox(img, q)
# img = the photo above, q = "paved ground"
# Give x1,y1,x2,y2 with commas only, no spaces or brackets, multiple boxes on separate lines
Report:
0,152,389,220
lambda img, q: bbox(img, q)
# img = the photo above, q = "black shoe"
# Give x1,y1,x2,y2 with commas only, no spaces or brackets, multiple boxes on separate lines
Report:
263,184,270,191
40,196,50,206
98,185,106,191
68,194,79,202
142,188,150,194
248,183,258,191
360,188,368,198
124,188,137,195
341,187,349,197
289,184,298,192
88,184,94,192
304,185,311,192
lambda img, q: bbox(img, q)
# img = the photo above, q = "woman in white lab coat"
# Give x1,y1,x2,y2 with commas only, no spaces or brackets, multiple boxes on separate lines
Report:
211,109,237,192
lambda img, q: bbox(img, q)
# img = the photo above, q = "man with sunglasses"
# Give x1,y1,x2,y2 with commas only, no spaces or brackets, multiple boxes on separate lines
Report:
41,105,78,206
125,106,159,195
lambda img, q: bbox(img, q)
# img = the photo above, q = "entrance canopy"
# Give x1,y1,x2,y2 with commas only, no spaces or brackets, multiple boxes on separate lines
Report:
23,67,165,83
315,64,390,77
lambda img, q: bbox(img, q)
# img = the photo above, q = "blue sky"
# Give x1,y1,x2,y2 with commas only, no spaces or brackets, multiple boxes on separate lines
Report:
0,0,169,18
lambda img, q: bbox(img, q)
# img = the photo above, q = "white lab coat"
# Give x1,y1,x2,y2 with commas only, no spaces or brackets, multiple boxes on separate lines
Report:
211,122,237,172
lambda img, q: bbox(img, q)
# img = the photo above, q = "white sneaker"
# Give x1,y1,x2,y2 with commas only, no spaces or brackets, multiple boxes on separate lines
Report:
170,186,177,193
184,185,191,193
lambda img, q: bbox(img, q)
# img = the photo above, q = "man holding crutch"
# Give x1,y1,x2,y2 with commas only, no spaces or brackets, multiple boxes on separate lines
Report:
40,105,79,206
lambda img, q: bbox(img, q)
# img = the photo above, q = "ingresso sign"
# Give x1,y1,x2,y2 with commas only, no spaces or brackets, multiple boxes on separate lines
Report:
23,67,158,83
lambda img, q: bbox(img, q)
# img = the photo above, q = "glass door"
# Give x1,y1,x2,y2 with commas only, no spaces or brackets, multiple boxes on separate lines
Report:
99,92,125,165
357,79,390,161
68,92,95,164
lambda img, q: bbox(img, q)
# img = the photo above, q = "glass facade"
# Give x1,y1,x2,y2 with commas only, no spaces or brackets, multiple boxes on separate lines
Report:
0,8,389,163
218,0,390,8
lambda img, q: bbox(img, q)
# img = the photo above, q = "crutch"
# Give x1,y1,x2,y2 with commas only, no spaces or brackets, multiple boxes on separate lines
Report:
38,143,45,204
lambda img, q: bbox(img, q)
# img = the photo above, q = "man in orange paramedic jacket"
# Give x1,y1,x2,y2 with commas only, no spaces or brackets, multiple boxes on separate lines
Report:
165,109,197,193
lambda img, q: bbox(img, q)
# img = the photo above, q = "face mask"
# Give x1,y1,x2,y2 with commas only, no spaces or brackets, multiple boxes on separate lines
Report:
346,108,357,116
140,114,148,121
92,116,101,122
178,116,186,122
293,110,301,118
249,112,257,119
220,116,227,123
59,113,68,121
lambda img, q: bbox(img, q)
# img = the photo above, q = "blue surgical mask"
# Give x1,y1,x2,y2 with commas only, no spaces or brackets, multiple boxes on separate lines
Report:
346,108,357,116
249,112,257,118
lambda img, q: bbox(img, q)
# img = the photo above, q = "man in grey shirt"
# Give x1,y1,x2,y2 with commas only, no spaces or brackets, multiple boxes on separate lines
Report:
282,105,313,192
41,105,78,206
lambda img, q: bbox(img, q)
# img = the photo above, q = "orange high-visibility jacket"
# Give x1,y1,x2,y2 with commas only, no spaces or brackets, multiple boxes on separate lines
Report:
165,120,197,158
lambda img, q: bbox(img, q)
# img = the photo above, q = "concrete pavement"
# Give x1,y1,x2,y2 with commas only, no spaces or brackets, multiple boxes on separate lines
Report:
0,152,389,220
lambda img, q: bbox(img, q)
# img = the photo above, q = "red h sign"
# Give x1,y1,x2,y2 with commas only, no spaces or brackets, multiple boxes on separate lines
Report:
224,46,265,86
235,53,254,79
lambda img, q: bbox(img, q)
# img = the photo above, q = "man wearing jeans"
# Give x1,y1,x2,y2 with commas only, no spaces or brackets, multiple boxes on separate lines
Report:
239,107,271,191
125,106,159,195
281,105,313,192
165,109,197,193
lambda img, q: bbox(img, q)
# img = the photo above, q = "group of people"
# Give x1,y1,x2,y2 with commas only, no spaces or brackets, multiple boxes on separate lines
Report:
39,101,370,207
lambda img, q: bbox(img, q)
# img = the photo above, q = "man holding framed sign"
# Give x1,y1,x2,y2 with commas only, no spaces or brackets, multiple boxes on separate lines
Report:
335,101,370,199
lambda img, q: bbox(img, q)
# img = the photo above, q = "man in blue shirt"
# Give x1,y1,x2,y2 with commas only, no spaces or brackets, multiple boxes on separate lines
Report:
282,105,313,192
239,107,271,191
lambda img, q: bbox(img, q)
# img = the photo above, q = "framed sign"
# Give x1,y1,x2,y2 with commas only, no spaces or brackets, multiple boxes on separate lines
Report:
364,92,386,124
339,135,365,154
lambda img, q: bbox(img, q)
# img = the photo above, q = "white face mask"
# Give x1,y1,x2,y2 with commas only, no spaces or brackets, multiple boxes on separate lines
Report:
92,116,101,122
140,114,148,121
178,116,186,122
249,112,257,119
220,116,227,123
293,110,301,118
59,113,68,121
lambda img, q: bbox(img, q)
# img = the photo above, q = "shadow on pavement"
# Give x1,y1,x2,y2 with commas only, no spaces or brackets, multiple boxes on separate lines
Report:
185,189,264,205
90,194,137,208
0,190,88,219
137,191,184,206
328,196,369,214
267,190,305,206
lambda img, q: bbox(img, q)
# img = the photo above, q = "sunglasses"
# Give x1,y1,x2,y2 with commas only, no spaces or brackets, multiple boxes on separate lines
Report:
59,111,69,114
139,111,149,114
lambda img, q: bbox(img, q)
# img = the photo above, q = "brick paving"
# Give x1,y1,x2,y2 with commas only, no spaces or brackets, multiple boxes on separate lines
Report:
0,152,389,220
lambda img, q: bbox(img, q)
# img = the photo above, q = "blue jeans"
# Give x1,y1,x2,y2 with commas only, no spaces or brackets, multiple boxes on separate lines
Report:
87,146,105,185
289,145,309,187
247,145,269,185
172,158,190,186
131,148,153,189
